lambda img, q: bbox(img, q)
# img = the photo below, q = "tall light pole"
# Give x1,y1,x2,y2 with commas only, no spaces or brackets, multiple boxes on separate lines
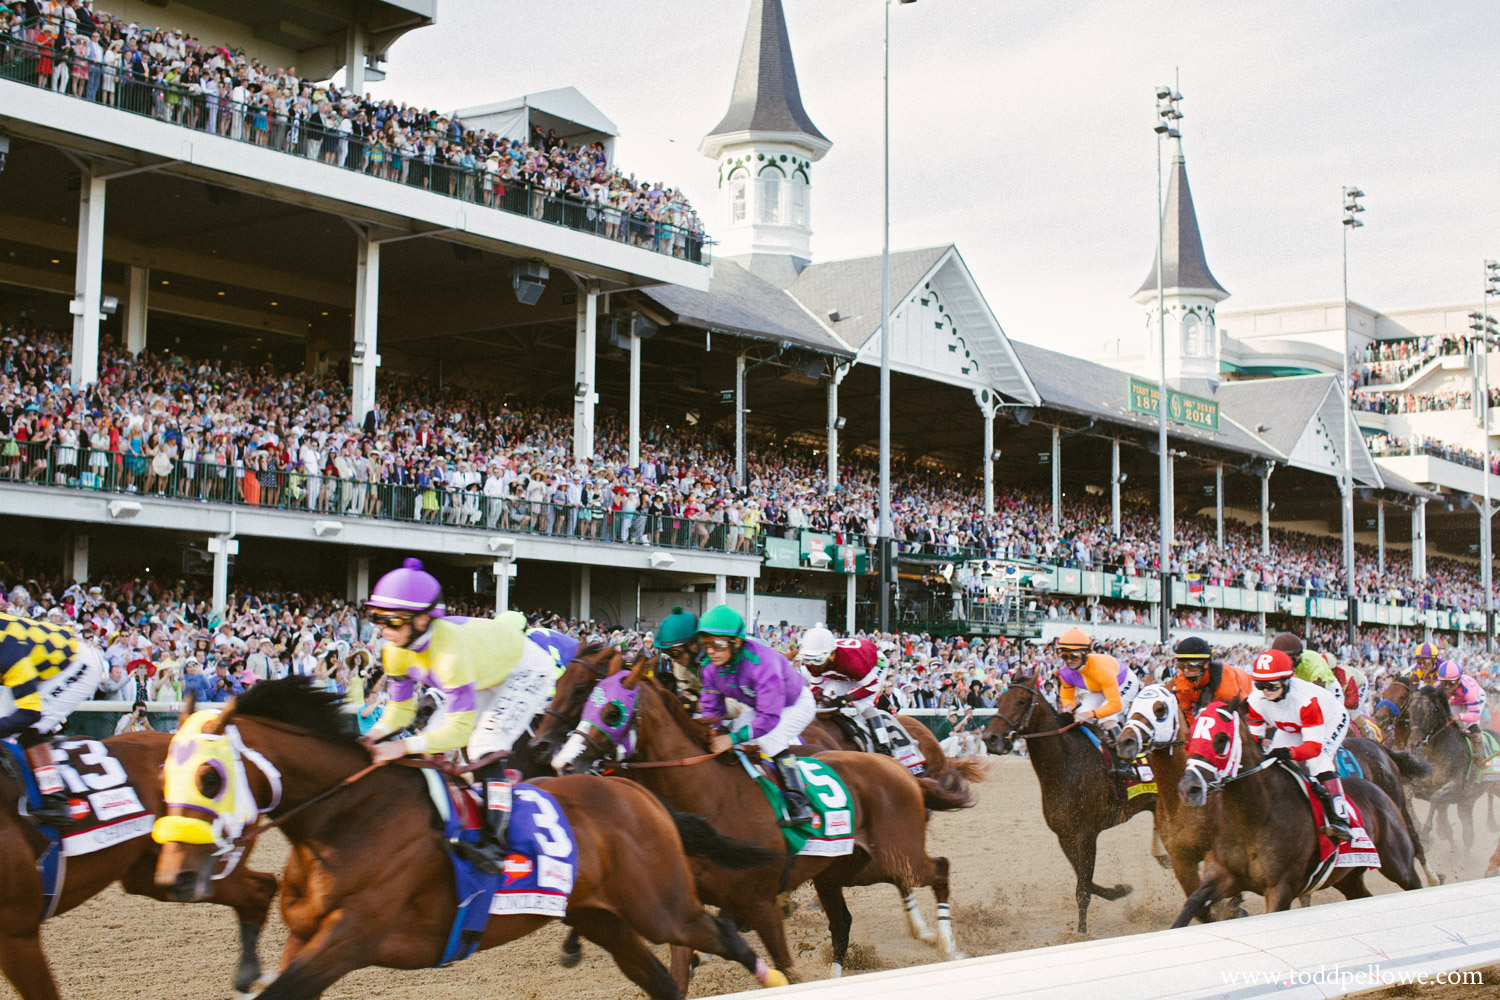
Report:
878,0,917,634
1472,260,1500,649
1154,85,1182,646
1341,185,1364,646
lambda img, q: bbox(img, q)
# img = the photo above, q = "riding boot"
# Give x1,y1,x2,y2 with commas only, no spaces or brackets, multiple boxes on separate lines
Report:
1465,726,1489,772
21,737,75,828
773,750,815,828
452,759,519,876
1315,775,1354,843
1097,725,1137,779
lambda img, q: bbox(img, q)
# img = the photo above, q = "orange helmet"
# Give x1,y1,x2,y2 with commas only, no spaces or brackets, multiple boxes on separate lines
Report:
1250,649,1295,682
1057,627,1092,654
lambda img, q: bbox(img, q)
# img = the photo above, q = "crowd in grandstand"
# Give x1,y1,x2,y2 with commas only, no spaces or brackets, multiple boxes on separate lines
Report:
1354,334,1477,387
1353,387,1495,416
0,0,703,256
1368,432,1500,476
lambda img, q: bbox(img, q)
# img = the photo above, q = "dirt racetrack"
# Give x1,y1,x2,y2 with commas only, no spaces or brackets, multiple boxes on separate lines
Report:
10,756,1497,1000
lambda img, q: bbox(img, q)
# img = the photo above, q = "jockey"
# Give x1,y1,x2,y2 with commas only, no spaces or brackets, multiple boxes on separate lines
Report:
1412,641,1441,684
1167,636,1251,724
1436,660,1488,768
1055,627,1139,772
657,606,703,704
696,604,817,827
361,559,555,875
796,625,891,753
1269,632,1344,704
0,611,106,825
1247,649,1353,843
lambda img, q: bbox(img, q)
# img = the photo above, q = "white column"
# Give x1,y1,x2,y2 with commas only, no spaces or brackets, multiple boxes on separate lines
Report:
1261,470,1272,556
1413,499,1427,580
207,535,237,619
1050,424,1061,528
981,403,995,517
1110,439,1122,537
344,23,368,95
573,282,598,461
845,573,856,633
351,235,381,427
70,534,89,585
1215,463,1225,548
494,560,512,614
1166,453,1176,548
124,265,149,356
745,576,756,635
714,574,727,606
579,565,591,622
827,375,841,491
735,352,747,488
628,330,641,469
70,173,107,388
1376,500,1386,574
347,555,370,603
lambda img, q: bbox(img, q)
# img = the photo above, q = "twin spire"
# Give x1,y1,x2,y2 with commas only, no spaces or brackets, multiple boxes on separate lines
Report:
701,0,829,159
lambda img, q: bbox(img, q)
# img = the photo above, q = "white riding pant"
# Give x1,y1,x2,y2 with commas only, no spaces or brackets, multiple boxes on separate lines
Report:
462,642,556,760
1075,671,1140,729
753,687,818,758
1267,708,1349,778
37,645,106,734
819,667,884,719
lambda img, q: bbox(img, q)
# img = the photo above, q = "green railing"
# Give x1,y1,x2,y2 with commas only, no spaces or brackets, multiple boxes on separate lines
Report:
0,28,708,263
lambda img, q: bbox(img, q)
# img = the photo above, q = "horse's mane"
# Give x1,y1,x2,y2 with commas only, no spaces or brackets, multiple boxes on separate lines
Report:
645,677,715,750
1413,683,1453,718
576,641,612,661
230,677,364,748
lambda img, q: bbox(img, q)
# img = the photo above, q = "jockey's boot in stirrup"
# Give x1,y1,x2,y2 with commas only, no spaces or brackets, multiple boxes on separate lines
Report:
1097,726,1136,780
22,739,75,828
1465,726,1488,770
773,750,815,827
1315,775,1354,843
454,761,520,876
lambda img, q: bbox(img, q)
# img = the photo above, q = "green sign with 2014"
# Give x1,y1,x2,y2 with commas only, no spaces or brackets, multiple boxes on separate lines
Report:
1128,379,1219,431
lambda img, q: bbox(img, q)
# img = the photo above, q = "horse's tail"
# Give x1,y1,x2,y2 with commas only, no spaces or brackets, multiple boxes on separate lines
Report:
917,774,976,812
1385,747,1434,784
666,807,784,870
951,756,990,784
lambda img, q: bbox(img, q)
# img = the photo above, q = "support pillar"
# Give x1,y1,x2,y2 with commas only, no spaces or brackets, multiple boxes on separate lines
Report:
70,172,106,387
351,235,381,428
344,23,368,95
1050,424,1061,528
628,329,641,469
827,372,843,491
207,535,237,619
1412,499,1427,580
495,560,512,615
578,564,591,622
1166,453,1176,548
1110,439,1121,537
1376,500,1386,575
714,574,727,607
124,265,148,356
573,281,598,461
981,400,995,517
70,534,88,585
745,576,756,635
845,573,856,633
346,554,370,603
735,352,747,488
1215,463,1225,548
1261,469,1272,556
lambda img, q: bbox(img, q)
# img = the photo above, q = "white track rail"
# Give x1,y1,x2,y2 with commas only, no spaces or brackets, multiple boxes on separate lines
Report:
716,878,1500,999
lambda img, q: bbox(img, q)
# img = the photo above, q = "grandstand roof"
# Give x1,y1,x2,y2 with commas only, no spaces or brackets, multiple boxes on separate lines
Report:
640,259,852,356
702,0,830,158
1216,375,1385,488
1135,143,1228,299
789,246,949,349
454,87,620,144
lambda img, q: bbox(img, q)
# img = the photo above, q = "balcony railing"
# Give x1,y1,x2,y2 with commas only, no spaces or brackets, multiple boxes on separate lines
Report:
0,30,708,264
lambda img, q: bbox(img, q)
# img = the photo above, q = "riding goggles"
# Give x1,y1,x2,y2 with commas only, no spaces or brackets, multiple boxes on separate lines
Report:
700,638,734,652
1252,679,1286,692
368,611,415,629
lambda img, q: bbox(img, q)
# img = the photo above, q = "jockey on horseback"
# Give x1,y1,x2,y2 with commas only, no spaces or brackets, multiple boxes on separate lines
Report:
1436,660,1488,770
1054,627,1139,775
696,604,817,827
1269,632,1343,704
1247,649,1354,843
361,559,555,876
797,626,892,754
0,611,106,826
657,606,703,704
1167,636,1251,725
1412,641,1441,684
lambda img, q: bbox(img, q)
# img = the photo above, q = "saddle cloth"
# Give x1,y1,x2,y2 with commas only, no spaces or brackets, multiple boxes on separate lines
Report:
856,710,927,774
1287,766,1379,894
422,771,578,967
736,751,855,858
1472,731,1500,783
1335,746,1364,780
1079,726,1157,801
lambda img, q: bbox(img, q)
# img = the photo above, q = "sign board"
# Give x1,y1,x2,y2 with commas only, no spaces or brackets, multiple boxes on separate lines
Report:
719,389,735,404
1128,378,1220,432
764,536,800,569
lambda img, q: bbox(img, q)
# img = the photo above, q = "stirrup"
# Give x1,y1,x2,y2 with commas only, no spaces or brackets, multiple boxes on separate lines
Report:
452,837,508,876
1319,822,1353,844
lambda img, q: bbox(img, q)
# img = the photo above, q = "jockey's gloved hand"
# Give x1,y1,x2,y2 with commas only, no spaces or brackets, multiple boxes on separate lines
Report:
828,695,851,708
1056,711,1075,725
1266,747,1293,763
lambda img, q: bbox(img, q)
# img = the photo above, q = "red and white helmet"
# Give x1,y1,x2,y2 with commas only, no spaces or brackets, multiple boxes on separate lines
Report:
1250,649,1295,682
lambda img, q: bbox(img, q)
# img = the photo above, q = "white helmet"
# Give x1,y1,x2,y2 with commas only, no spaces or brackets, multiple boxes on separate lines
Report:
797,624,837,665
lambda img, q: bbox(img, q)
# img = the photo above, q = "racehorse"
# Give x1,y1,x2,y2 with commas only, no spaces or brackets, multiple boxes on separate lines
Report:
1372,674,1418,748
980,671,1152,934
1404,684,1500,852
152,679,789,1000
0,732,277,1000
537,653,971,986
1172,701,1422,927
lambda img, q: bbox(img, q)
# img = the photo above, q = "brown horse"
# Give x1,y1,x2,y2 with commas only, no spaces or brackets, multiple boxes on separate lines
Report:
1172,701,1422,927
537,653,971,986
1403,684,1500,852
152,679,788,1000
0,732,276,1000
980,671,1151,933
1372,674,1418,748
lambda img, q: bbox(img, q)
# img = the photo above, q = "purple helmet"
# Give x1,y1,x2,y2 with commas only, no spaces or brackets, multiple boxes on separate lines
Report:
366,558,446,617
1436,659,1461,682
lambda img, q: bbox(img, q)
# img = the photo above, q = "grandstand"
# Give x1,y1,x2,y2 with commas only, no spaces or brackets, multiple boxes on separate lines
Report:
0,0,1489,649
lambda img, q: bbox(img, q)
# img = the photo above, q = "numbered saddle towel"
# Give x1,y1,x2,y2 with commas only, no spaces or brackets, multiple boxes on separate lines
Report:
1288,767,1379,894
1470,731,1500,783
834,710,926,775
1079,726,1156,801
41,738,154,856
737,751,855,858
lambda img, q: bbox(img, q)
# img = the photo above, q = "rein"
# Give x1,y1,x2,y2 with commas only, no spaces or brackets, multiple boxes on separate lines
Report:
620,750,724,770
994,684,1081,741
232,760,383,847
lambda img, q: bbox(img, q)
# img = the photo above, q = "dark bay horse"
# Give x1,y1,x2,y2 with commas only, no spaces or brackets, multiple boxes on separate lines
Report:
0,731,277,1000
1405,684,1499,852
980,671,1152,933
153,679,788,1000
1172,701,1421,927
1372,674,1418,748
539,655,972,986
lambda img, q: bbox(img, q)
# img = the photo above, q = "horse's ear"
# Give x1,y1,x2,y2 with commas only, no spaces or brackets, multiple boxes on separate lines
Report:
620,652,652,690
607,647,629,676
179,690,197,728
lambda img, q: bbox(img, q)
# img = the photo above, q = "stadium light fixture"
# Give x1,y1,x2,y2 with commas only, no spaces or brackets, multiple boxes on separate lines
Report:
649,551,676,569
1152,81,1184,644
833,416,847,430
1339,183,1365,644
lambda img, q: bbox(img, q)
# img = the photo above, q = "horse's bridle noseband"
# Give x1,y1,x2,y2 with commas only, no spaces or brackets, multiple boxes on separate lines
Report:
990,683,1080,752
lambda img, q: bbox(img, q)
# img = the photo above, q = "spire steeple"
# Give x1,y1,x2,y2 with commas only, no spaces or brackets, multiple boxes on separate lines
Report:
701,0,830,160
1135,142,1227,298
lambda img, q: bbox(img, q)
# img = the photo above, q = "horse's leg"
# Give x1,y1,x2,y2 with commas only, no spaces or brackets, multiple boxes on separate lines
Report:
924,855,965,961
1172,877,1223,930
1460,796,1477,855
0,926,61,1000
1150,821,1171,870
558,928,584,968
1262,881,1301,914
899,887,935,943
1334,870,1373,901
813,880,853,978
667,946,694,995
739,897,796,978
1059,828,1128,935
254,913,370,1000
567,907,681,1000
1487,835,1500,877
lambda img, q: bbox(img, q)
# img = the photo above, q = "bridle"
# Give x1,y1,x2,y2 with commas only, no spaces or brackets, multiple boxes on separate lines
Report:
542,645,625,728
1373,678,1411,736
989,683,1080,753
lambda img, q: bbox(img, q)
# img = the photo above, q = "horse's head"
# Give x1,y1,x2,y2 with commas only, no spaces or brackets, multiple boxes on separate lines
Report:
1408,684,1453,743
1372,676,1411,733
532,641,625,760
982,671,1044,756
1179,701,1242,809
1117,683,1179,760
549,654,655,774
153,706,261,902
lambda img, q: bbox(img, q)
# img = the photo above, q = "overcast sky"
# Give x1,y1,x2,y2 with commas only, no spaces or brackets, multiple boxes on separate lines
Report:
365,1,1500,358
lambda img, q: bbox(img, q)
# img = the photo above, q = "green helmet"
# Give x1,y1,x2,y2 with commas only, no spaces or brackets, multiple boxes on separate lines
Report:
697,604,745,638
658,605,699,648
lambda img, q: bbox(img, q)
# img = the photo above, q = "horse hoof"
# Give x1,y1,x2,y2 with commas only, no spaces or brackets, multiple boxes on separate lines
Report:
558,945,583,969
1153,854,1172,871
1232,907,1249,920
